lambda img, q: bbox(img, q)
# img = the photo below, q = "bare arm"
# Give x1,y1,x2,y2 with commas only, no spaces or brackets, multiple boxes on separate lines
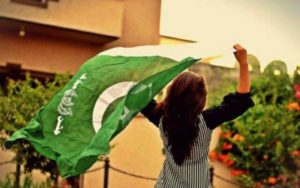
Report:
233,44,250,93
202,44,254,130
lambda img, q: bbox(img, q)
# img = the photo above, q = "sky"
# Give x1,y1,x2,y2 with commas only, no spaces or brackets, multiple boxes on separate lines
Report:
160,0,300,73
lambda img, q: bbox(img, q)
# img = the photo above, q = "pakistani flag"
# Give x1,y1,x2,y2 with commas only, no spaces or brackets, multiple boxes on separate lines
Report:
5,45,202,177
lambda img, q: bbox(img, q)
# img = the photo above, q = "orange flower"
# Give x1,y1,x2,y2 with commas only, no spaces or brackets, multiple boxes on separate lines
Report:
233,134,245,142
288,102,300,111
222,131,231,139
291,150,300,156
233,134,239,141
222,142,233,150
268,177,277,185
230,170,246,176
209,151,218,161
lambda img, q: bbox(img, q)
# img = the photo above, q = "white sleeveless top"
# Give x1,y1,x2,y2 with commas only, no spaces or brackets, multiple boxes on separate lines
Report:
155,114,212,188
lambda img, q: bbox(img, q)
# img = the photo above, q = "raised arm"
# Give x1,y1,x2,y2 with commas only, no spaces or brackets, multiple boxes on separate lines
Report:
202,44,254,130
234,44,250,93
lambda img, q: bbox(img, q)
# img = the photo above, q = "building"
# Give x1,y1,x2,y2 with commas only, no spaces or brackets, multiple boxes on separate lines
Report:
0,0,161,77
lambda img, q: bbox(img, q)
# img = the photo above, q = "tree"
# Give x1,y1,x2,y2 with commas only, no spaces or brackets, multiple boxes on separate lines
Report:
0,73,70,187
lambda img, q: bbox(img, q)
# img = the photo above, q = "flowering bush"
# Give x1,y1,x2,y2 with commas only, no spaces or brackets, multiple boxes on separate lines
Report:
210,64,300,187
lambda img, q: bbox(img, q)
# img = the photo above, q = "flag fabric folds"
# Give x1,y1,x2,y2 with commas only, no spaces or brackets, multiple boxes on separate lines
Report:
5,54,199,177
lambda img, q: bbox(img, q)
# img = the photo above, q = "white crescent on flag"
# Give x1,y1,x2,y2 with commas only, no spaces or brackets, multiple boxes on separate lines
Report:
92,81,137,133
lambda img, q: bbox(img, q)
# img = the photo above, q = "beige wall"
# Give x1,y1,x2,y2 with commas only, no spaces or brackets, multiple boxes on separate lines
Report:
101,0,161,49
0,31,100,74
0,0,161,74
0,0,124,36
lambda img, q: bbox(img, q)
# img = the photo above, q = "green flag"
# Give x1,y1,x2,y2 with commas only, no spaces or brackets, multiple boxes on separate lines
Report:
5,54,199,177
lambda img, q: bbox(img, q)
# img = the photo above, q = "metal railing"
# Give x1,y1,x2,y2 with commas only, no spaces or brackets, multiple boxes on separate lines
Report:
85,158,241,188
8,158,297,188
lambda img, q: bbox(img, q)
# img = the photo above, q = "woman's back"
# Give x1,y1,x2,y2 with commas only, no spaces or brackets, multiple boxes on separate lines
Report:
142,91,254,188
156,114,212,188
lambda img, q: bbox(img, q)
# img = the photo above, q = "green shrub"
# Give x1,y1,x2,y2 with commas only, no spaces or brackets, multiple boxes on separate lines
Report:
210,63,300,187
0,73,70,186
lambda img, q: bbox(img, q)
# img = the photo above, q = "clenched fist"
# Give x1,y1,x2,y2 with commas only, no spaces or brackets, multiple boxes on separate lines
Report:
233,44,248,66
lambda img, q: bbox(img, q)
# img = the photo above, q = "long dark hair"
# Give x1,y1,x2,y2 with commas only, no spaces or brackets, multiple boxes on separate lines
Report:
157,71,207,165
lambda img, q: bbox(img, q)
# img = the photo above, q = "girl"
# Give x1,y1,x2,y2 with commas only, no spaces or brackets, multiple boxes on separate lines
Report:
141,44,255,188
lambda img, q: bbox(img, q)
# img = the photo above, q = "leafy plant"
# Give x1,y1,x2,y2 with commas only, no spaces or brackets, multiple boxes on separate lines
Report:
0,73,70,187
209,62,300,187
0,173,52,188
